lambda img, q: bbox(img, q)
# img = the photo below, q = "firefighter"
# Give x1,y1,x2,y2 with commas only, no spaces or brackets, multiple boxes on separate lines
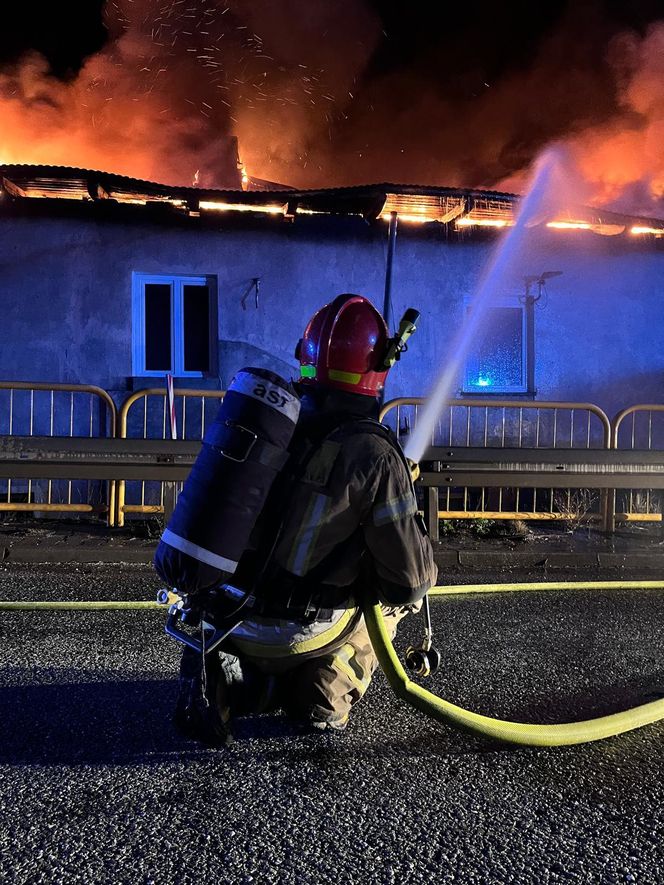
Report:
175,294,438,745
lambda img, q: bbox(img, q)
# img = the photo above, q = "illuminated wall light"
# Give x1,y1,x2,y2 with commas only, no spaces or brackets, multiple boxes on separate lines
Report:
546,221,591,230
630,225,664,236
199,201,285,215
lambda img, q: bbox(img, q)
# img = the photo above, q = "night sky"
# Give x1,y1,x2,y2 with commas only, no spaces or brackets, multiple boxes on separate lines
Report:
1,1,663,202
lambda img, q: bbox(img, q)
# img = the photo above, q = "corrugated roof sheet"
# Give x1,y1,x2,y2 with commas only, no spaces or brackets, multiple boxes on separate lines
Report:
1,163,662,236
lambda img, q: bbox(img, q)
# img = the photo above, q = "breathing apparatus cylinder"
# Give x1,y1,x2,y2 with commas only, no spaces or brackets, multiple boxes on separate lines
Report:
154,367,301,597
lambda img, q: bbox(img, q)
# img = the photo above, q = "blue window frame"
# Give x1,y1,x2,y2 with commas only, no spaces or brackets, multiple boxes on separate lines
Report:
463,299,528,394
132,274,216,377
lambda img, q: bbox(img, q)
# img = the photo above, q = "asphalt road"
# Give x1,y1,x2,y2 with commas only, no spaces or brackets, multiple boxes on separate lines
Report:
1,563,664,884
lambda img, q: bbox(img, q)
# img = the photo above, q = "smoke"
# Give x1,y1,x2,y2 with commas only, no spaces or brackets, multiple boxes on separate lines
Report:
0,0,381,187
0,9,236,185
0,0,663,212
564,23,664,214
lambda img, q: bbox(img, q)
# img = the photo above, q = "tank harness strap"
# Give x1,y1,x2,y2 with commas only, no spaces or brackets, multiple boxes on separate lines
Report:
203,420,290,470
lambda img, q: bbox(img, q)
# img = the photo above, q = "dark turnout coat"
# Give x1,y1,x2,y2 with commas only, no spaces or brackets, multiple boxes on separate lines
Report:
229,389,438,659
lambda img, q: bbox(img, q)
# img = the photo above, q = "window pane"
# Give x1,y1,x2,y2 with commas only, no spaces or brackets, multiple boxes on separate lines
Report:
183,285,210,372
466,306,523,390
144,284,172,371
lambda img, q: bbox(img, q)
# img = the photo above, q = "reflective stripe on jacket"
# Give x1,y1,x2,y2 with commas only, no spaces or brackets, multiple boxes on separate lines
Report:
230,606,360,659
270,421,438,605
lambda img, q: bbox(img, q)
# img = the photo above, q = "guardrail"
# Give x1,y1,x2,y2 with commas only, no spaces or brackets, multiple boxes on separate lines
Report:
609,404,664,529
0,381,117,525
2,438,663,539
418,446,664,537
0,436,197,532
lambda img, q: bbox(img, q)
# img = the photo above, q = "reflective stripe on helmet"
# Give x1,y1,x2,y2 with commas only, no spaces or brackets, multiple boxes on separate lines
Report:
328,369,362,385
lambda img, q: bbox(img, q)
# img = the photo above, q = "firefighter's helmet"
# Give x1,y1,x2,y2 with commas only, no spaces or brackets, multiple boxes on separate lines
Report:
295,294,390,396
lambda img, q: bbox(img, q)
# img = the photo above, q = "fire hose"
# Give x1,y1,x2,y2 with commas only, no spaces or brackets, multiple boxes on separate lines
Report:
363,581,664,747
4,582,664,746
3,577,660,606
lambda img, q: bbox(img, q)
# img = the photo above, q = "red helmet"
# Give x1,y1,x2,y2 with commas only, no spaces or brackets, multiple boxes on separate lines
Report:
296,294,390,396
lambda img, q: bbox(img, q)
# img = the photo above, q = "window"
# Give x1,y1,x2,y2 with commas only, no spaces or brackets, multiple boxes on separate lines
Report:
463,299,530,394
132,274,216,377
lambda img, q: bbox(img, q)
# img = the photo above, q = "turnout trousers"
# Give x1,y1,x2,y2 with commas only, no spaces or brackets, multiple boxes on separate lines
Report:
212,605,411,729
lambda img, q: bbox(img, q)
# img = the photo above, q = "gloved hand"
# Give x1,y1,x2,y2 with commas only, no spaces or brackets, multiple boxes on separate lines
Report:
407,458,420,483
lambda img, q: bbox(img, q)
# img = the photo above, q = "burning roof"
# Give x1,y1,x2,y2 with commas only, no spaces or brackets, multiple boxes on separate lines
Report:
1,163,663,238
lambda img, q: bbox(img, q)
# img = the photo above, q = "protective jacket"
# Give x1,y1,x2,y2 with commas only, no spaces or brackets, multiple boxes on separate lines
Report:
228,388,438,659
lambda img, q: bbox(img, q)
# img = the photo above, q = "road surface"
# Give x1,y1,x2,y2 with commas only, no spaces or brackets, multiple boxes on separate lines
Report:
1,562,663,883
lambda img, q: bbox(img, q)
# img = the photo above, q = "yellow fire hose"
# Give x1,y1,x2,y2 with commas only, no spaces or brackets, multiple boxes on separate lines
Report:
4,583,664,746
0,601,160,611
3,582,664,610
363,580,664,747
430,580,664,596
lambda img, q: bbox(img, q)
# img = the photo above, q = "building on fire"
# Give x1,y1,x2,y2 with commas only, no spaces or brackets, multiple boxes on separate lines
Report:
1,161,664,423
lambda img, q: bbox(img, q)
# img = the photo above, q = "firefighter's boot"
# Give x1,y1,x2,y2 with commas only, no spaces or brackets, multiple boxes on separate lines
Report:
173,645,233,748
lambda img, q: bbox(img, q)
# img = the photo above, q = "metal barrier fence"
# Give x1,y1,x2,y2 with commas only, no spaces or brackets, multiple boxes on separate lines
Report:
0,381,117,525
609,404,664,527
379,397,613,525
116,388,225,526
1,380,664,533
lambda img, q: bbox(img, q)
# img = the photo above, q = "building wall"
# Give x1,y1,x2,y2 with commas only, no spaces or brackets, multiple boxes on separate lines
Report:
1,208,663,422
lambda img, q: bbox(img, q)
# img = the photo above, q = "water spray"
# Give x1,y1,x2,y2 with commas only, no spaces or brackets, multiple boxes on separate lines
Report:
403,148,566,465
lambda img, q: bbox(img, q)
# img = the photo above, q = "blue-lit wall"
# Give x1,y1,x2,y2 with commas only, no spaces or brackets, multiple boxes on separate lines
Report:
1,207,663,421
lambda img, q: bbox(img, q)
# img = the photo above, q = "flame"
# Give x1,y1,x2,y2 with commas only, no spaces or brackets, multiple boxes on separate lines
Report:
456,217,511,228
2,1,664,212
198,200,285,215
502,23,664,216
630,224,664,235
384,213,434,224
546,221,592,230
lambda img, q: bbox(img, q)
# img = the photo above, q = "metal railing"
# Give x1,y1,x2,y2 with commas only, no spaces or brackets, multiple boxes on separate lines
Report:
608,404,664,529
2,379,664,536
116,388,225,526
0,381,117,525
380,397,612,529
